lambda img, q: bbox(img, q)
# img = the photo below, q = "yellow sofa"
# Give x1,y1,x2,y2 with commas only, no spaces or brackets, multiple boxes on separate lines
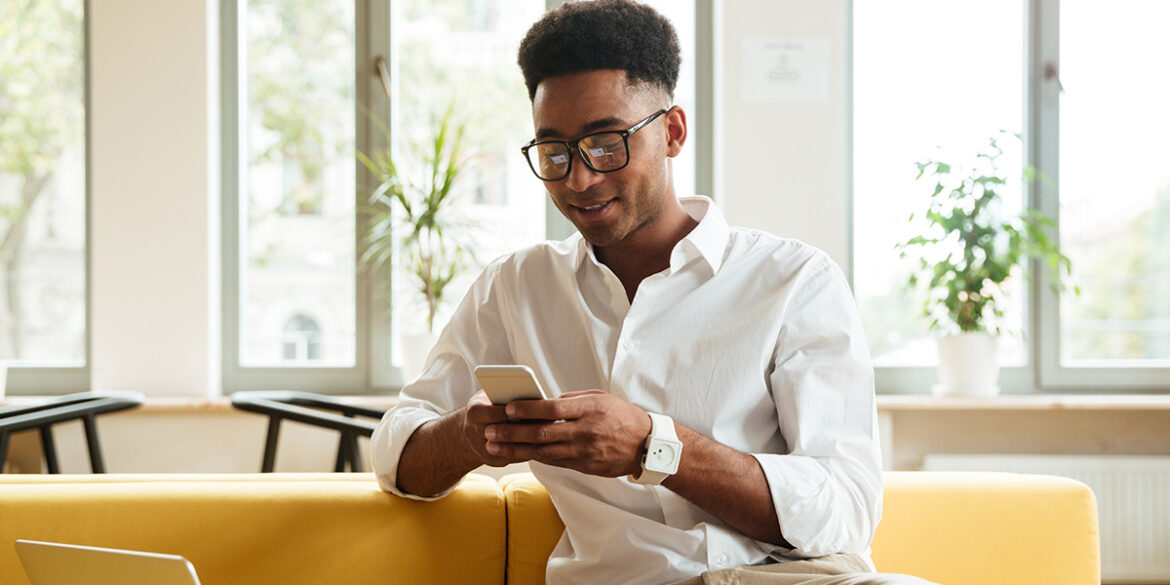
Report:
0,473,506,585
0,471,1098,585
501,471,1101,585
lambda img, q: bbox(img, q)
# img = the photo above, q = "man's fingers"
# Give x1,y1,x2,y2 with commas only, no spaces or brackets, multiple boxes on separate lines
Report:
486,441,575,463
485,420,569,444
466,401,511,425
505,394,595,421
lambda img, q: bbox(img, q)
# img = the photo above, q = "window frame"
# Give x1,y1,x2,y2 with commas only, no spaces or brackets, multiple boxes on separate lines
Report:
4,0,93,397
852,0,1170,394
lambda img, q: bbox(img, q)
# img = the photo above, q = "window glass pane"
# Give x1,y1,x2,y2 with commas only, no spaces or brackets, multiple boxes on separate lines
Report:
0,0,87,365
392,0,547,337
853,0,1025,366
241,0,356,366
1058,1,1170,363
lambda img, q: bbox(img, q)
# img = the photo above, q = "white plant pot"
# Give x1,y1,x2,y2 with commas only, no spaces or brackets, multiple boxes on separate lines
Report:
399,332,438,384
933,333,1001,398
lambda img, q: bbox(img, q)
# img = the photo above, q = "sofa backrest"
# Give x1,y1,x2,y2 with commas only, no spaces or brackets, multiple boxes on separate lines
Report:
0,470,1099,585
0,473,506,585
501,471,1101,585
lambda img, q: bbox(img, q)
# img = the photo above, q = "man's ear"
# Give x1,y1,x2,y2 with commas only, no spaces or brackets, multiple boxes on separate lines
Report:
663,105,687,158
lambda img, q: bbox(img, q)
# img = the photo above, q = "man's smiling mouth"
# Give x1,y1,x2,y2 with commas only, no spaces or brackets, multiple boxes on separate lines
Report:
572,199,615,212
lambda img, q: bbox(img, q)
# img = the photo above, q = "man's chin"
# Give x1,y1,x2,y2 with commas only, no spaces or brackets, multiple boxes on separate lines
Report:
575,225,623,248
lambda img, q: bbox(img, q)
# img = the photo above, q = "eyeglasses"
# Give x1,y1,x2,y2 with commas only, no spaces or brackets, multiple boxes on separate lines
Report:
520,108,669,182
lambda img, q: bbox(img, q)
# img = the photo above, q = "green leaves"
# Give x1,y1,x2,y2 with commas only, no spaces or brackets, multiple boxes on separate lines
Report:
358,104,475,333
898,132,1075,334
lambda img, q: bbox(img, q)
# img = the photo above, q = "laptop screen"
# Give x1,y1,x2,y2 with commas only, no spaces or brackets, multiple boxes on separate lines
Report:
16,540,202,585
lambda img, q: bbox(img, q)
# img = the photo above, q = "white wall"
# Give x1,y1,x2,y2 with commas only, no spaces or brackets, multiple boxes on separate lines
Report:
89,0,220,397
719,0,851,269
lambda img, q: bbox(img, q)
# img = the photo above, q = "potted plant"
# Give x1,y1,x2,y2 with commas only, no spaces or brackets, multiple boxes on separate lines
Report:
358,105,474,380
897,132,1074,397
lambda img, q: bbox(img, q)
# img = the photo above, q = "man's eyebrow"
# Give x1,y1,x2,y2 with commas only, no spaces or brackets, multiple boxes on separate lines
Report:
535,116,627,140
580,116,626,134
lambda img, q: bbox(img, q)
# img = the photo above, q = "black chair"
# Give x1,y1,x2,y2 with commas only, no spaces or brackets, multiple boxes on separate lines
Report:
230,391,386,472
0,391,145,473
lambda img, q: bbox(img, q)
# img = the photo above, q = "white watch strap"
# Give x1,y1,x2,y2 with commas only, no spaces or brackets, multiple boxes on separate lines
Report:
629,413,680,485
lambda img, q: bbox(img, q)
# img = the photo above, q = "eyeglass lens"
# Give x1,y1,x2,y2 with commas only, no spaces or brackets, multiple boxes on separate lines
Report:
530,132,629,180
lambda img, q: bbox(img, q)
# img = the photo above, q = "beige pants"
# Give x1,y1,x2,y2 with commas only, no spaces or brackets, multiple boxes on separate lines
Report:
669,554,939,585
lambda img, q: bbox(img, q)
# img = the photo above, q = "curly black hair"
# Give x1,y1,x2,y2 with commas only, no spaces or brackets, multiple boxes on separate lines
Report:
517,0,681,101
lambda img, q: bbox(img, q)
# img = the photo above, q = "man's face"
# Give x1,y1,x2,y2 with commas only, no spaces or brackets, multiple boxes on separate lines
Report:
530,69,680,248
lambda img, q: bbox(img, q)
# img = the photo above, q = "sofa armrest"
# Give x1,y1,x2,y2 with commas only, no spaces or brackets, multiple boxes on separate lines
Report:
874,471,1100,585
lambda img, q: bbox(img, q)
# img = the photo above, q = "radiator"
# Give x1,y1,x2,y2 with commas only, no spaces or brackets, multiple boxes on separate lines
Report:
922,454,1170,584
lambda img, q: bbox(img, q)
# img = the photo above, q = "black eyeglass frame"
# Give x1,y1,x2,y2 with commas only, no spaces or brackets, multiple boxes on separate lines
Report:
520,108,670,182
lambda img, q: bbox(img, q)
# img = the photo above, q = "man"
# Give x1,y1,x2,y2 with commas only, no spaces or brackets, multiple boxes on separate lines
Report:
372,2,935,584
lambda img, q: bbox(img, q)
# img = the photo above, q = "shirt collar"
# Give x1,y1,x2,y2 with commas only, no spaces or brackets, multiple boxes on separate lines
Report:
672,195,729,274
568,195,730,274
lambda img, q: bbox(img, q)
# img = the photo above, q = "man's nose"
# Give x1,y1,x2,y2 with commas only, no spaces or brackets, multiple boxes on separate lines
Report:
564,153,605,192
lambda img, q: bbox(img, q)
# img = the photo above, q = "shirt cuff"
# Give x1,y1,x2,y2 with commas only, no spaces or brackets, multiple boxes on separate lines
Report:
751,453,872,559
370,407,454,502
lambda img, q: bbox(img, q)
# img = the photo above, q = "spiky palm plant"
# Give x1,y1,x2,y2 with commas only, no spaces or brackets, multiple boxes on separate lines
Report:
358,105,472,333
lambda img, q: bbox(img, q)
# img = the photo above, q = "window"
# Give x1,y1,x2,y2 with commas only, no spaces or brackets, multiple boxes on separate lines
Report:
223,0,709,393
853,0,1170,391
239,0,356,368
1036,0,1170,388
222,0,362,393
0,0,89,394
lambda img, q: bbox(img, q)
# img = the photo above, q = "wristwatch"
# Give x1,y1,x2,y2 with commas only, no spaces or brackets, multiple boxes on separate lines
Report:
628,412,683,485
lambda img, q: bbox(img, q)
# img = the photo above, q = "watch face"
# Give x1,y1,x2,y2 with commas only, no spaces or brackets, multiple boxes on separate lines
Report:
648,443,678,469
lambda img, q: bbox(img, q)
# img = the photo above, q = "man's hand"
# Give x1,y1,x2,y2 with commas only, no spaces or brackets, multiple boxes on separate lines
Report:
483,390,652,477
461,391,531,467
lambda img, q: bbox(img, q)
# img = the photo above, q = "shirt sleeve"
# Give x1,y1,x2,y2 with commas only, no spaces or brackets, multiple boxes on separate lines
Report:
370,260,514,500
752,254,883,559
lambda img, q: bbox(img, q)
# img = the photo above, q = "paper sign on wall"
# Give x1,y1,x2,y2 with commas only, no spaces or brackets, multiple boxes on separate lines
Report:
739,37,831,104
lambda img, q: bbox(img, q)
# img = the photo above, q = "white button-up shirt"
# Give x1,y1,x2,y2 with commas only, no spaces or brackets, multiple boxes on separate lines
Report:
372,196,883,585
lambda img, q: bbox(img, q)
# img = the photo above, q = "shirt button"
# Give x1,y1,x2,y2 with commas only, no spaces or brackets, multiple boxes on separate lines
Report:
715,553,729,567
623,340,633,350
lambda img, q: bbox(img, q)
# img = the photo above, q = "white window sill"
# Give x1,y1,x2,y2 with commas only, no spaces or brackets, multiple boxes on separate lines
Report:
877,393,1170,411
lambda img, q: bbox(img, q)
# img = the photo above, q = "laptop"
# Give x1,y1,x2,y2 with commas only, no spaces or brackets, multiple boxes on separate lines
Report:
15,539,202,585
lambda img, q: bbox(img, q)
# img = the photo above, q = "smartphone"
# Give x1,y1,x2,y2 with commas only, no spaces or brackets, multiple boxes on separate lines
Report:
474,364,548,405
